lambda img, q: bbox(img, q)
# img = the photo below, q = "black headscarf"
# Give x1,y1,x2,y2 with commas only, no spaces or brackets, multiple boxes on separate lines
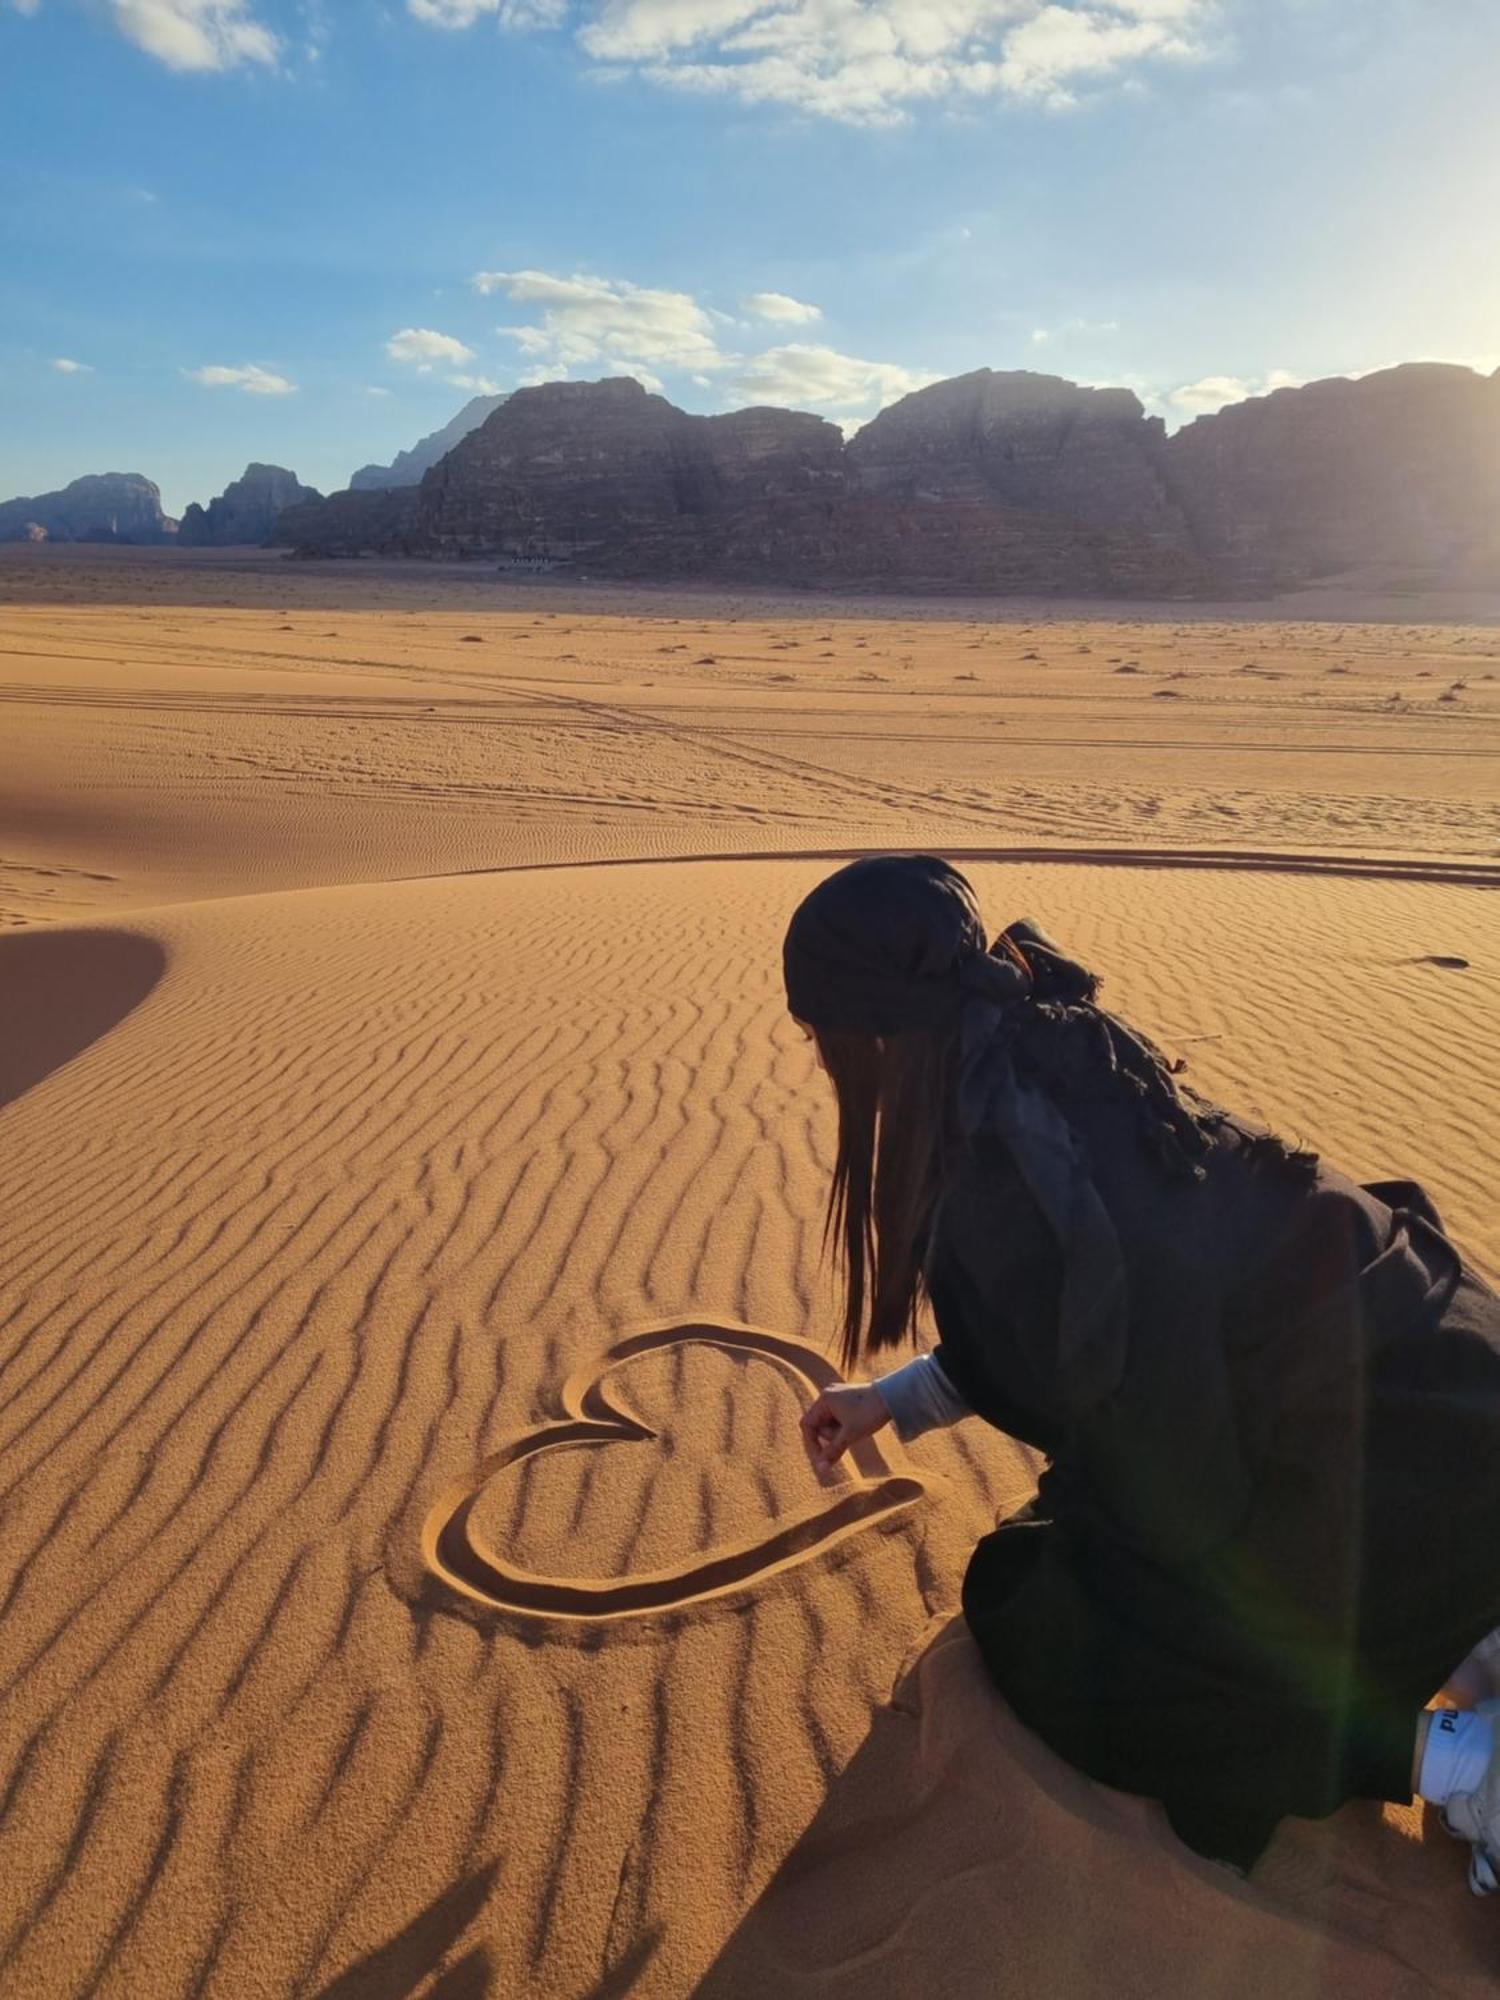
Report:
784,856,1141,1414
783,854,1027,1032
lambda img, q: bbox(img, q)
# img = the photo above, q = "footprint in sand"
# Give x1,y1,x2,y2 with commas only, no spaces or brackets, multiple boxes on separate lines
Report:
420,1322,931,1625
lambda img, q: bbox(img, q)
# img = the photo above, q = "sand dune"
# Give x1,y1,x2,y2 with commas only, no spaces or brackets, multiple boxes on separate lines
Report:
3,555,1498,930
1,555,1499,1996
3,849,1499,1996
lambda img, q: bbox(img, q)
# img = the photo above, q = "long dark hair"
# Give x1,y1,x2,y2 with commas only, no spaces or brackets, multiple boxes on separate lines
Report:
812,935,1317,1372
816,1022,964,1372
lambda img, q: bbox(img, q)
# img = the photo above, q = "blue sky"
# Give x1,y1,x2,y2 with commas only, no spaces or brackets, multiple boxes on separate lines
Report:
2,0,1497,518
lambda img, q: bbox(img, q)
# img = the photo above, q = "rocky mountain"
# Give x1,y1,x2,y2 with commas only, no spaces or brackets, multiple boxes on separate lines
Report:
417,378,845,557
850,370,1184,527
276,484,420,556
277,363,1500,598
178,463,321,548
1164,363,1500,590
350,394,508,491
0,472,176,545
281,375,1210,594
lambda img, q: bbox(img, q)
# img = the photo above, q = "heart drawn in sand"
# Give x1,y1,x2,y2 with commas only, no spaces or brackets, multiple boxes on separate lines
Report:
421,1320,933,1624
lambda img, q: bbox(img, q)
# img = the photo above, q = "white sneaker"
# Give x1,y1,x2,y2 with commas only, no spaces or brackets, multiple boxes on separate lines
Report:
1442,1697,1500,1897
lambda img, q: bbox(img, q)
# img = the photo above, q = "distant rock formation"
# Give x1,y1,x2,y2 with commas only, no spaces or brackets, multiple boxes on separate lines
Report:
277,363,1500,598
0,473,176,545
846,369,1200,594
284,376,1209,595
850,370,1183,526
1164,363,1500,590
418,378,845,558
350,394,508,491
178,463,321,548
275,484,420,556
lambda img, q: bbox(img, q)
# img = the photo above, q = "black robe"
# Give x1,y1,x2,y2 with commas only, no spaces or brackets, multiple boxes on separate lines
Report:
925,1093,1500,1868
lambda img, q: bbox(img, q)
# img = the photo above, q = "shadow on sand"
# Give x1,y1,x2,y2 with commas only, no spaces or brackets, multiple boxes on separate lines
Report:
0,927,166,1110
311,1864,500,2000
696,1618,1495,1999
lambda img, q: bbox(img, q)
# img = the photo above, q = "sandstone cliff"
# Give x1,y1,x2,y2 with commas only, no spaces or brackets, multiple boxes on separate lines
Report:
570,498,1207,597
350,394,508,491
849,370,1184,527
275,485,420,556
0,473,176,545
400,376,1206,594
1164,363,1500,590
277,363,1500,597
416,378,845,559
178,463,321,547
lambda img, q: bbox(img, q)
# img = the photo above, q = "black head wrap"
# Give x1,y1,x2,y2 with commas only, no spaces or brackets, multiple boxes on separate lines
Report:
783,854,1030,1034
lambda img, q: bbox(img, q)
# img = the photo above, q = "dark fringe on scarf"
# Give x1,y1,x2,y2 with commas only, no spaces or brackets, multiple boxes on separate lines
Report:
998,923,1320,1189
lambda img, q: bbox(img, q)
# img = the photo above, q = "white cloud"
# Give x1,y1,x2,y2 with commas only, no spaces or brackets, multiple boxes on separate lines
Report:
745,290,822,324
1167,367,1300,415
11,0,276,67
364,385,394,396
408,0,567,24
412,1,1218,122
105,0,278,71
51,357,94,374
186,362,296,395
448,371,505,393
997,2,1208,106
476,268,728,378
1030,314,1120,345
577,0,763,56
470,265,927,424
386,326,478,371
728,342,932,412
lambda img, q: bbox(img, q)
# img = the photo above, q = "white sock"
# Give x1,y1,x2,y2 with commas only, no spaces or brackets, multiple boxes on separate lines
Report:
1418,1709,1495,1806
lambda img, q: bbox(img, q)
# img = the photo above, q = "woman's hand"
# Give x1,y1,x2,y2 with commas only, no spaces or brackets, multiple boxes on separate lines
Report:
801,1383,890,1476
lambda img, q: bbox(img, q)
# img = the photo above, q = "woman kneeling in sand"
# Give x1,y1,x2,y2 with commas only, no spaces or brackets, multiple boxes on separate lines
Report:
787,855,1500,1887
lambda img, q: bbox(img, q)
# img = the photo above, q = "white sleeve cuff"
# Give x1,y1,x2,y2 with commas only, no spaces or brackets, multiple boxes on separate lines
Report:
874,1352,971,1441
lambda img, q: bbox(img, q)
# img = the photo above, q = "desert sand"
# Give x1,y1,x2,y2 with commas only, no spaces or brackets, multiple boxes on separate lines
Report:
2,545,1499,1998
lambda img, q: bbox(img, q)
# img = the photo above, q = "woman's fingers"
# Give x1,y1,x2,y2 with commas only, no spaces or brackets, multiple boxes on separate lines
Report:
812,1431,846,1471
800,1394,833,1469
800,1392,851,1474
799,1394,830,1458
800,1384,888,1474
800,1390,833,1438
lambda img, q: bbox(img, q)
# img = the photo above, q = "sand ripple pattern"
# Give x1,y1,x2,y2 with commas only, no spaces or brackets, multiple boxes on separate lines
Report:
1,857,1497,1997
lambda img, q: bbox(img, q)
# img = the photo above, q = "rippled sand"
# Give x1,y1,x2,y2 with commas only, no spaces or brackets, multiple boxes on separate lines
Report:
2,548,1498,1997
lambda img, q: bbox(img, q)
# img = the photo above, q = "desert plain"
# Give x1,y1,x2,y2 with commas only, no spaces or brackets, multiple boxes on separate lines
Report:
2,543,1499,1998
